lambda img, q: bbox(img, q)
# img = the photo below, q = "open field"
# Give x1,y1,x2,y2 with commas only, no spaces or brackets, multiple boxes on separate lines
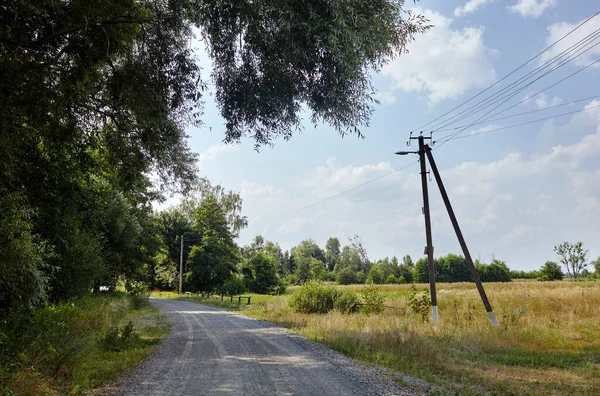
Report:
155,280,600,395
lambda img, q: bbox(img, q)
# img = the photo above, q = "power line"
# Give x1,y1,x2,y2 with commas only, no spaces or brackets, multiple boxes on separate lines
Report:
257,160,419,224
434,94,600,133
469,57,600,129
434,57,600,148
429,28,600,133
408,10,600,134
434,103,600,143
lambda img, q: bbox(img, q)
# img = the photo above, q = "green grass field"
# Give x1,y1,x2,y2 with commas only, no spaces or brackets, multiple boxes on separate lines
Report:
154,281,600,395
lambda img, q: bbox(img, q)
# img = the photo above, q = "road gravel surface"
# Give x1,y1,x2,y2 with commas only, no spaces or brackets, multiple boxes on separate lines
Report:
108,298,419,395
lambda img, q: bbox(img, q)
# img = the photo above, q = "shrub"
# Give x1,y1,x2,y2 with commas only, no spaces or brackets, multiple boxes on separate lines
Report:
385,275,398,284
539,261,563,281
101,321,140,352
289,281,339,314
336,268,356,285
361,284,384,315
334,291,360,314
408,285,430,322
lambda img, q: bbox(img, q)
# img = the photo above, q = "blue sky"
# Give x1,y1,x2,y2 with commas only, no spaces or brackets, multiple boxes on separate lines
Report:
164,0,600,271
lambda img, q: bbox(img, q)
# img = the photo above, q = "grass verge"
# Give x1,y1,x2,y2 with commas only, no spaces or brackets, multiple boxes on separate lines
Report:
0,293,170,395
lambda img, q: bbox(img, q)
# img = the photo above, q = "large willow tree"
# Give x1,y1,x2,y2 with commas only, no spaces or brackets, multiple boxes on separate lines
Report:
0,0,429,311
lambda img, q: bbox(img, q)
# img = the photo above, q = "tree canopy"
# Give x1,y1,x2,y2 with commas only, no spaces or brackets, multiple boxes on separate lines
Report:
0,0,429,313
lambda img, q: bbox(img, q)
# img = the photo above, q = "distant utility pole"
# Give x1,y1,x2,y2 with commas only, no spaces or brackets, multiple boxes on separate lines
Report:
396,134,498,328
179,235,184,295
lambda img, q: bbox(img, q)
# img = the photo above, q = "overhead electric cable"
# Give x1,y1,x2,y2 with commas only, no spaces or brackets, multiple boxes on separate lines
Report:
433,94,600,133
429,28,600,132
434,103,600,143
433,57,600,149
408,10,600,134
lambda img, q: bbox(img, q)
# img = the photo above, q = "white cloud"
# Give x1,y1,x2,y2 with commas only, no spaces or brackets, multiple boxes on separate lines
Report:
198,143,238,169
238,101,600,270
534,93,563,109
454,0,495,17
507,0,557,18
539,16,600,67
372,91,397,105
382,9,496,104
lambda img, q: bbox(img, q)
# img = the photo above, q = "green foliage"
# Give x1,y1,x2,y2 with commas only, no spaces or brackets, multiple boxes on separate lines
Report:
366,266,384,284
290,281,363,314
290,281,339,314
336,268,357,285
325,237,341,272
408,285,431,322
437,254,472,283
196,0,430,143
293,258,313,284
413,255,512,283
413,258,431,283
511,269,540,279
219,277,247,296
477,259,512,283
333,291,360,314
594,257,600,278
101,322,140,352
360,284,385,315
385,275,398,284
180,178,248,237
0,193,50,314
355,271,368,284
244,253,279,294
184,194,240,292
538,261,563,281
554,242,589,278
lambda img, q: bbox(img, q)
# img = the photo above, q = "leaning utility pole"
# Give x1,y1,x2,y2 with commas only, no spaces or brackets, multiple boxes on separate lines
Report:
396,134,498,328
425,146,498,327
416,135,438,323
179,235,184,295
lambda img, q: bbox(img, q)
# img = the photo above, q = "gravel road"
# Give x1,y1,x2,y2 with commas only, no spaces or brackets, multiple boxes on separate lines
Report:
108,298,419,396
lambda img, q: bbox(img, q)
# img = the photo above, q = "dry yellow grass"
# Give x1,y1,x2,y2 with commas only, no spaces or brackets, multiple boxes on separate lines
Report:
241,281,600,395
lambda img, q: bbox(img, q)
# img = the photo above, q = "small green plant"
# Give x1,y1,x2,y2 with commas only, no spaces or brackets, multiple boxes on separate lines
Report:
101,321,140,352
361,284,384,315
407,285,430,322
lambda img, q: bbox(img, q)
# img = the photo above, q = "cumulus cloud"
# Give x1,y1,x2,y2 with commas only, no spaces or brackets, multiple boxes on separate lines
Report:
507,0,557,18
238,102,600,270
454,0,495,17
539,16,600,67
382,9,496,104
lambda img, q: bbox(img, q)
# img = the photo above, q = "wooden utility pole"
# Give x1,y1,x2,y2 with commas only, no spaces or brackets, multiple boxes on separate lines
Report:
179,235,184,295
417,135,438,323
424,146,499,327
